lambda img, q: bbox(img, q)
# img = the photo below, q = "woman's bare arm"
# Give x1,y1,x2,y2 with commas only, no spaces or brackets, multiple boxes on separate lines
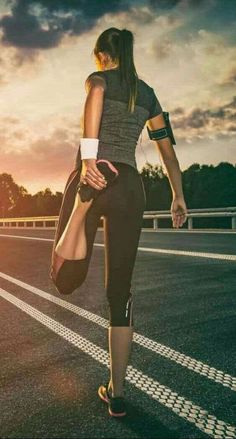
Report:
81,75,107,189
147,112,188,228
147,113,184,199
83,75,106,137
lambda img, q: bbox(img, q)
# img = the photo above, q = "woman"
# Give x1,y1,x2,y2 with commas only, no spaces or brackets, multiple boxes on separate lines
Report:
51,27,188,417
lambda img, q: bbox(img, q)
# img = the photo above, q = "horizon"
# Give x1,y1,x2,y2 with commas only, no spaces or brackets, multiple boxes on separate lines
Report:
2,160,235,197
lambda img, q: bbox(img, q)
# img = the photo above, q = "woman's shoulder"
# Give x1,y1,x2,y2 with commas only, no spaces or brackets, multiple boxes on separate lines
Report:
138,76,155,94
86,70,106,79
137,77,162,118
85,70,107,91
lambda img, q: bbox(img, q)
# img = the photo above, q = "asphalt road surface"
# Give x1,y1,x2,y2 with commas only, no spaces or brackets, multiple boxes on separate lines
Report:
0,227,236,439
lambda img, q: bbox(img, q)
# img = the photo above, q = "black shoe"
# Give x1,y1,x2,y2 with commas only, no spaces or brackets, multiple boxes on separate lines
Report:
98,382,127,417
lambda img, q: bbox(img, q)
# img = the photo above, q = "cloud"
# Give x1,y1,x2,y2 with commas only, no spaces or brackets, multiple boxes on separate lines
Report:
148,0,213,10
0,1,62,49
225,96,236,109
168,96,236,144
0,0,131,50
148,0,180,9
0,113,81,150
219,66,236,87
149,36,173,60
0,117,80,194
0,34,45,86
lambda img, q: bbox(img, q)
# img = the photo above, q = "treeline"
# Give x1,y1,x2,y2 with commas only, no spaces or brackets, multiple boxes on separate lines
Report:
0,162,236,228
141,161,236,210
141,161,236,228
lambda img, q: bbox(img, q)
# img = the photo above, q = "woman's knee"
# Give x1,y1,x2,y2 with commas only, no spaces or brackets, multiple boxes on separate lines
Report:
107,289,134,327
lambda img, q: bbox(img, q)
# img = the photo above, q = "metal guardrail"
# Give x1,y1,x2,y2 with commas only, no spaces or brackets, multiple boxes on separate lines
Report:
0,207,236,230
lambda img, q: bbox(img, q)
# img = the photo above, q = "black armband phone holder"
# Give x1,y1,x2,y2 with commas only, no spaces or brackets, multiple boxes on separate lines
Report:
147,111,176,145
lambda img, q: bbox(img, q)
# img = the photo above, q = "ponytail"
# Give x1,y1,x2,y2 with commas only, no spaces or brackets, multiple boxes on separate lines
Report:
118,29,138,113
93,27,139,113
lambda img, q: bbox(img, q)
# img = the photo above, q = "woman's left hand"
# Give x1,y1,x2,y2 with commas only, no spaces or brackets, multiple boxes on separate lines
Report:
171,196,188,228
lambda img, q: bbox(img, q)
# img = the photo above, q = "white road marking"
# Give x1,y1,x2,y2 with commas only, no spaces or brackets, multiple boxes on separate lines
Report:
0,234,236,261
0,271,235,392
0,234,52,242
0,288,235,439
142,229,236,234
98,243,236,261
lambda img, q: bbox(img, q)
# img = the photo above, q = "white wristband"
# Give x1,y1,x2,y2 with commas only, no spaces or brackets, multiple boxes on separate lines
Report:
80,138,99,159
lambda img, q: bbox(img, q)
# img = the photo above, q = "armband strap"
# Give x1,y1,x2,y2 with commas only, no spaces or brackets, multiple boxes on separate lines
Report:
147,111,176,145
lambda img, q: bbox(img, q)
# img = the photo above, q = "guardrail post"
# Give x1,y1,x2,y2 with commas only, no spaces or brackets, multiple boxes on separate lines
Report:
43,221,46,228
232,215,236,229
153,218,158,230
188,217,193,230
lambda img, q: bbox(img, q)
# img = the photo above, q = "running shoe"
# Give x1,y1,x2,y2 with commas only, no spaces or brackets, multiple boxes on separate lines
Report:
98,382,127,417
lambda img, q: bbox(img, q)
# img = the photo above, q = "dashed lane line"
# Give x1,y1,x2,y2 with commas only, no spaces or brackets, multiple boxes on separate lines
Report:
0,234,52,242
0,234,236,261
0,288,235,439
0,271,235,392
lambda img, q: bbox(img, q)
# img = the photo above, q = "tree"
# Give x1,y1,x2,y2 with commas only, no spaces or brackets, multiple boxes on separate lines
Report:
0,173,28,218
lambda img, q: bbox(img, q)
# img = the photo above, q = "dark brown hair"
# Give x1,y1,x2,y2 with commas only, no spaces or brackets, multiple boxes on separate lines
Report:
92,27,138,113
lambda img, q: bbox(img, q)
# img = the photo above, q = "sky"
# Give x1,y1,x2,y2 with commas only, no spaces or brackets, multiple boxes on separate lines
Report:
0,0,235,194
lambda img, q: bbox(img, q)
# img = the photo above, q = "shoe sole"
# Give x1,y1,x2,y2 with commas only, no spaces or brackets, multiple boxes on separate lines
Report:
98,386,127,417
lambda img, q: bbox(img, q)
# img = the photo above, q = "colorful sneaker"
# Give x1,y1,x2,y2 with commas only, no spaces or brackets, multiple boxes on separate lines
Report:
98,382,127,417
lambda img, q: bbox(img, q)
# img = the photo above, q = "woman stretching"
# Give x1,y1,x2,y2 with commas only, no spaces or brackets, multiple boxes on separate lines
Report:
51,27,188,417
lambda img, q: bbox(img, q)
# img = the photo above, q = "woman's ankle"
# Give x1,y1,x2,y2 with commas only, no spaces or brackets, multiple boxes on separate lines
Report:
108,380,124,398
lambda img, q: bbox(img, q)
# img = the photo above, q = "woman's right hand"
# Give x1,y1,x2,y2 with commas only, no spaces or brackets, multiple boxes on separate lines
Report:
80,159,107,190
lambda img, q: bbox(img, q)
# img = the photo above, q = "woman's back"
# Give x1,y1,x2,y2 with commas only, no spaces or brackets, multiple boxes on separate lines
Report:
79,68,163,170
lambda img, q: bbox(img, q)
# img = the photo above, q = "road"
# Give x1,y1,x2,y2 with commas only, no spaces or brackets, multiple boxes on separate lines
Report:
0,227,235,439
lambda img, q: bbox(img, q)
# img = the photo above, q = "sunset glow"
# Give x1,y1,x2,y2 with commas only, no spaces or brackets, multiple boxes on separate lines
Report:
1,0,235,194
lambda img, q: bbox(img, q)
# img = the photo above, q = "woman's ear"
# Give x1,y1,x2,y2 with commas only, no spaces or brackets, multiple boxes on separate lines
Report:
97,51,106,64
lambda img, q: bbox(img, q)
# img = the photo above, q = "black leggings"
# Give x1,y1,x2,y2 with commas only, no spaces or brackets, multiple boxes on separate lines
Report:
55,161,146,326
